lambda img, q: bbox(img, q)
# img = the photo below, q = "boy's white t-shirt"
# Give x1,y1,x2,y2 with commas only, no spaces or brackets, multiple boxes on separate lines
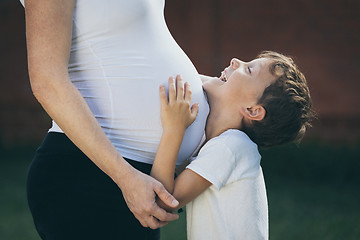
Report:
186,129,268,240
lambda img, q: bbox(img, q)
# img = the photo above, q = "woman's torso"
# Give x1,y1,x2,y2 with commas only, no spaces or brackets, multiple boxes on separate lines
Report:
49,0,209,164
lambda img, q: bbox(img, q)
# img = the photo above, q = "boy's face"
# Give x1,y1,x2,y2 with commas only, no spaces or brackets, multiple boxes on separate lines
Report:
203,57,275,110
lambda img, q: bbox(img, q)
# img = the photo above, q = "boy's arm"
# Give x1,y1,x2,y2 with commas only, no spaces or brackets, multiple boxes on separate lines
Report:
155,168,212,212
151,75,212,212
151,75,198,194
171,169,212,211
150,124,184,193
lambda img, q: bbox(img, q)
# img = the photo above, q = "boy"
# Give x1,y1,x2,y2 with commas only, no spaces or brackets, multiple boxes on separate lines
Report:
151,51,314,239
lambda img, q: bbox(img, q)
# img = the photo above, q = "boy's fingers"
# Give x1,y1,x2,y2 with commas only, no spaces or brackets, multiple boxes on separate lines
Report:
176,75,184,101
191,103,199,120
168,76,176,103
184,82,192,103
159,84,167,106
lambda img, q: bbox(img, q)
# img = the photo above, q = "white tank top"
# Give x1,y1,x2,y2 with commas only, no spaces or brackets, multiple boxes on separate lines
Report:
20,0,209,165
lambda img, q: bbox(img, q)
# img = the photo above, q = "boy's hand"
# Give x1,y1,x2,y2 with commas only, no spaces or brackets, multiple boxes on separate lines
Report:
159,75,199,133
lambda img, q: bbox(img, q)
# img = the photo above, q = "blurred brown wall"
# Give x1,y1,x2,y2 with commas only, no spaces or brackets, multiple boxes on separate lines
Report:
1,0,359,147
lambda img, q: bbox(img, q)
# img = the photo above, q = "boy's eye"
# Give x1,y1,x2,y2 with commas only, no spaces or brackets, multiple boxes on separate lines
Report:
248,66,252,74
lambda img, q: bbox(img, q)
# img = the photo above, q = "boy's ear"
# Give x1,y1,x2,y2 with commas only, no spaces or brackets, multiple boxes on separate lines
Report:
241,105,266,121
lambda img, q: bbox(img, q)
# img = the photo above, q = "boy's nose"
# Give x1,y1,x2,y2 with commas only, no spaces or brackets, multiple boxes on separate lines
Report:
230,58,243,69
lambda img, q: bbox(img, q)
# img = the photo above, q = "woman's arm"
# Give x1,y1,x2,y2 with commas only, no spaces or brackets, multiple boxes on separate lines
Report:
151,75,197,192
151,75,211,212
24,0,178,229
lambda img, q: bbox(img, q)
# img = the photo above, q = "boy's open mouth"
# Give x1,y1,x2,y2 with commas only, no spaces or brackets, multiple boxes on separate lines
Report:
219,70,228,82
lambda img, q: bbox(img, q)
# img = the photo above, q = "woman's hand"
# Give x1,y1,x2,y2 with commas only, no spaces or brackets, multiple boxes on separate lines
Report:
159,75,199,133
117,164,180,229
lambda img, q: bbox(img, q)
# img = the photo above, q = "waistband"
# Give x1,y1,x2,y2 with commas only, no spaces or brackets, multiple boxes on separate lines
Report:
38,132,153,170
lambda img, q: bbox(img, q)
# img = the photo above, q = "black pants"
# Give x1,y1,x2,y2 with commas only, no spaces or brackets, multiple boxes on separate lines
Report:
27,132,160,240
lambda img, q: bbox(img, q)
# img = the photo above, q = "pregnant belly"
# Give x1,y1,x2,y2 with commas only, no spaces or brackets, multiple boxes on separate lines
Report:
75,48,209,165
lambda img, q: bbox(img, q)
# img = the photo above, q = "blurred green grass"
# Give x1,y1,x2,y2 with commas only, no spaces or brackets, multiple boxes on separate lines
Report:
1,141,359,240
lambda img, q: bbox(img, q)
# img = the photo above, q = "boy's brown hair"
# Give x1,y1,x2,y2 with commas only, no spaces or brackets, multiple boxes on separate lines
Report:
242,51,315,148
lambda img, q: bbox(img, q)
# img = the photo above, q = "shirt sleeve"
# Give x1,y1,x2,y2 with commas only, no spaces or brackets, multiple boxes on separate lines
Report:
186,139,235,190
186,130,261,190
